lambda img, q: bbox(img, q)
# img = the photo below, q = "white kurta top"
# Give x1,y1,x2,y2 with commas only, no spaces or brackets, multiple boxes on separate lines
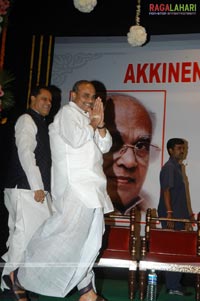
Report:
16,113,45,190
49,101,114,214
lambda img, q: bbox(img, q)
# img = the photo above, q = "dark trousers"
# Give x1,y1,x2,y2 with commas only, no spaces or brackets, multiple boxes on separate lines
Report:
165,271,182,290
161,220,184,291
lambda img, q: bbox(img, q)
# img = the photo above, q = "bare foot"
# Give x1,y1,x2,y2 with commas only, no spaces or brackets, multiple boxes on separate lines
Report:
79,289,98,301
10,271,14,283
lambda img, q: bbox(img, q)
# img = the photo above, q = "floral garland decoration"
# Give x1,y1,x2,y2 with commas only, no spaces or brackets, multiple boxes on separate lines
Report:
127,0,147,47
73,0,97,13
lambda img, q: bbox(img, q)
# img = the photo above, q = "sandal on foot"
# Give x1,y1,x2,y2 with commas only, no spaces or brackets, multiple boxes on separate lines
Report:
78,283,107,301
3,270,29,301
95,296,107,301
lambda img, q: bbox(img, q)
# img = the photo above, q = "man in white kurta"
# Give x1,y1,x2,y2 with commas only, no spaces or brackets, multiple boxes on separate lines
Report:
1,86,53,294
18,80,114,301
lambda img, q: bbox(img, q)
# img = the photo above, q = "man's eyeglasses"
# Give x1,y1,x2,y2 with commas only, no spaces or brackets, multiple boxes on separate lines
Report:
110,138,160,164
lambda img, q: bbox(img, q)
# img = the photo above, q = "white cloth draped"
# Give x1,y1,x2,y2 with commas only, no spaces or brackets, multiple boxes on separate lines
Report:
17,102,114,297
18,199,104,297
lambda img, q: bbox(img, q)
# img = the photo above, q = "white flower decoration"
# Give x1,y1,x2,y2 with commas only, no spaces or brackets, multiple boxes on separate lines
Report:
127,0,147,47
127,25,147,47
73,0,97,13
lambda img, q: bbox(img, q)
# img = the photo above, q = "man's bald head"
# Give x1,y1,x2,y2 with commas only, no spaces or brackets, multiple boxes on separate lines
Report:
103,93,153,213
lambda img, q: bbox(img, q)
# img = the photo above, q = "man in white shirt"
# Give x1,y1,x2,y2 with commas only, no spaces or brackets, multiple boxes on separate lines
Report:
17,80,113,301
1,85,52,300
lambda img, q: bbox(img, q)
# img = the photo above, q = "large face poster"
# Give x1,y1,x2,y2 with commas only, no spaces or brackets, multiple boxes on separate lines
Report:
51,34,200,218
101,90,165,215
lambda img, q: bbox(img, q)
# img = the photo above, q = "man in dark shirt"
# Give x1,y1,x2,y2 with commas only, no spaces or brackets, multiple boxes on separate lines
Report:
158,137,193,296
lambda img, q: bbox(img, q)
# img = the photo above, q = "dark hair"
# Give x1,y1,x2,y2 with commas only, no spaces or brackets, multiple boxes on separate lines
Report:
72,80,94,93
30,85,52,97
46,85,62,125
28,85,52,107
167,138,184,155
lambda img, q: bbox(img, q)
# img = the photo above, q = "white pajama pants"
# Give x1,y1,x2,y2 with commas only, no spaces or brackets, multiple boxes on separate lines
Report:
1,188,52,290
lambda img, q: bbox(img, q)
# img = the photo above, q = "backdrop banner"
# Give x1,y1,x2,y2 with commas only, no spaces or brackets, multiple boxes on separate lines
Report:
51,34,200,222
